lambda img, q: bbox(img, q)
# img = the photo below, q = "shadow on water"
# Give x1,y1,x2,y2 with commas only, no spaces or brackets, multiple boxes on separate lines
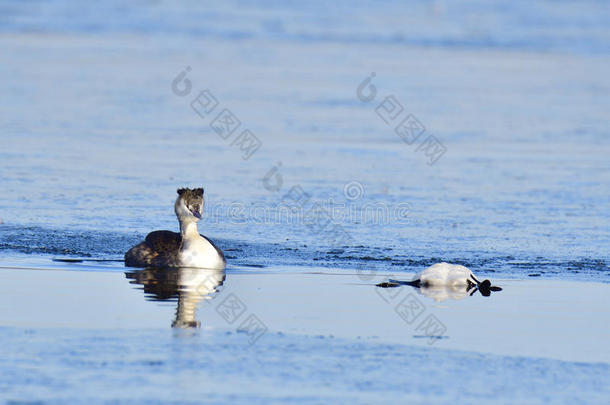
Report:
125,267,226,328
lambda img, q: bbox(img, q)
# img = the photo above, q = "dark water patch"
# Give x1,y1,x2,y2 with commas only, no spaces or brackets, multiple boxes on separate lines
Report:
1,225,608,282
334,256,393,262
0,224,139,257
226,238,610,281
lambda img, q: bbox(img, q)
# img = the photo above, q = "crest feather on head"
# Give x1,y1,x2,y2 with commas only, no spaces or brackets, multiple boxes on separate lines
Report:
176,188,203,197
177,187,204,198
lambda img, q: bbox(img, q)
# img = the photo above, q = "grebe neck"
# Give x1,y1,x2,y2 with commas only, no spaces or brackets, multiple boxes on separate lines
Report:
179,219,200,239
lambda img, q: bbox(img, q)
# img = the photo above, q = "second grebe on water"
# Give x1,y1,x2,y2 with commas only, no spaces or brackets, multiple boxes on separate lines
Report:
125,188,225,269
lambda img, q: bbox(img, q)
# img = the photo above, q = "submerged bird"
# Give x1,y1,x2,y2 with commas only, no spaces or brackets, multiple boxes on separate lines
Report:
377,262,502,301
125,188,225,269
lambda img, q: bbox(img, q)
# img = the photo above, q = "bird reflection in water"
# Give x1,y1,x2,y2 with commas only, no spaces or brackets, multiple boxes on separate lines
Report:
125,267,226,328
377,281,486,302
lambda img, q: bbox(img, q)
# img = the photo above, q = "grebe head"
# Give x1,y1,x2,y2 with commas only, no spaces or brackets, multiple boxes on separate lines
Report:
175,187,204,221
478,279,503,297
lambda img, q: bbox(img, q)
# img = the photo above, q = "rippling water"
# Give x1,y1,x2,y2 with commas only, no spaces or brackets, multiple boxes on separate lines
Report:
1,0,609,281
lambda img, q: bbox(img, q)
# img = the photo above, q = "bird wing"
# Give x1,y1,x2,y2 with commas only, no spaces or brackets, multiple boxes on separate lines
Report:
145,230,182,253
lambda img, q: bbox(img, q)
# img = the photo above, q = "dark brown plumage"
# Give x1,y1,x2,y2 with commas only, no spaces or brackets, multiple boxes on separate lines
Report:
125,230,225,267
124,187,225,268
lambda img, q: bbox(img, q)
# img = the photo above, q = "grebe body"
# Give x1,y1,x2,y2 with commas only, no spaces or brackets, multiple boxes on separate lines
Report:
125,188,225,270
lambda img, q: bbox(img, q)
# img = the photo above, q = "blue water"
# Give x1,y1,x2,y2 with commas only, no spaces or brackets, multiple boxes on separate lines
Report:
1,1,609,281
2,1,609,54
2,327,609,404
1,3,610,402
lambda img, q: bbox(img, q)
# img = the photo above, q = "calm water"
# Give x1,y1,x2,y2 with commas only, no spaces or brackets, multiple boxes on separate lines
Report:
1,266,609,403
1,1,610,403
2,1,608,280
1,2,609,282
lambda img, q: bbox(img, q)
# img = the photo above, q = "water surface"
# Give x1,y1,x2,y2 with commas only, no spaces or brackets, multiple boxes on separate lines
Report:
1,1,609,403
1,1,608,281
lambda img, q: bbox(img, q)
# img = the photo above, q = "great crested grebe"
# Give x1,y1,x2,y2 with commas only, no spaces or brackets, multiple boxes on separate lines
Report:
377,262,502,299
125,188,225,269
